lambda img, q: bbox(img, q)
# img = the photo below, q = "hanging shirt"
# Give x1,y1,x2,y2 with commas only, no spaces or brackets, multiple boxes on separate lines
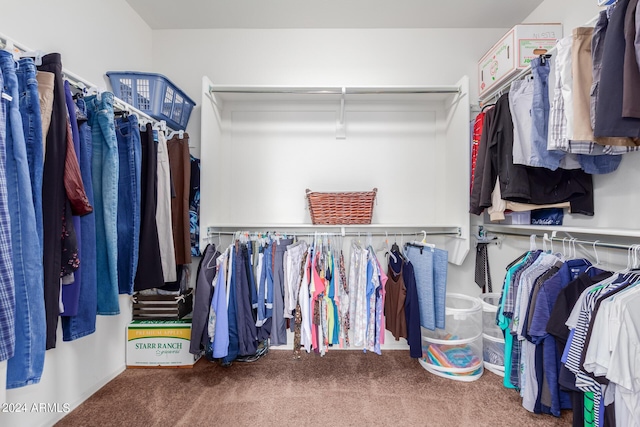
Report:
374,257,388,355
300,251,312,353
211,249,229,358
349,243,368,347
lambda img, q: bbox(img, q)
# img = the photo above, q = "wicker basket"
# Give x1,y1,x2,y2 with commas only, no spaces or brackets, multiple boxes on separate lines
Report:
306,188,377,225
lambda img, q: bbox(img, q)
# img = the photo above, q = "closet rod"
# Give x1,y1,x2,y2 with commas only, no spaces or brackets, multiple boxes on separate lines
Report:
0,31,175,132
478,13,601,106
209,85,461,95
208,230,460,237
487,230,635,251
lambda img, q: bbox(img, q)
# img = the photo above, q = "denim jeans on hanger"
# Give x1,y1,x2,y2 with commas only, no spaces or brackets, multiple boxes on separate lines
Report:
404,244,448,331
405,245,435,330
62,97,98,341
0,66,16,365
0,50,46,388
530,57,566,171
15,58,43,249
432,248,448,330
115,114,141,295
86,92,120,315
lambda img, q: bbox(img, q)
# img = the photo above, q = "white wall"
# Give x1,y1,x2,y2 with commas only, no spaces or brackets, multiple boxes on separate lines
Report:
153,28,507,294
152,28,507,157
0,2,152,426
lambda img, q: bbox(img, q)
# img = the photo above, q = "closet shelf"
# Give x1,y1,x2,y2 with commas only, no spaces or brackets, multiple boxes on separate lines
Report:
207,224,462,237
482,224,640,240
209,84,462,103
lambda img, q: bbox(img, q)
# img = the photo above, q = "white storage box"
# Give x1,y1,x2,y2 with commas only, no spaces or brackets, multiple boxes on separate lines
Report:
478,23,563,98
420,294,484,381
126,319,200,368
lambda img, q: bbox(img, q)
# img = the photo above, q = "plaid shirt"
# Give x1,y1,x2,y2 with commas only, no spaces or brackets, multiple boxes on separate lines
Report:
0,81,16,362
548,39,639,155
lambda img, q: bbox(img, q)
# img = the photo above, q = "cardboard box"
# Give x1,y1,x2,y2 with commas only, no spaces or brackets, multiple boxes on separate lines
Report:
126,319,200,368
478,24,562,98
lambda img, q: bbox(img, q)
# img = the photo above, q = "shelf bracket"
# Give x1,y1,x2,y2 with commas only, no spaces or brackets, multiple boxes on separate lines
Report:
336,87,346,139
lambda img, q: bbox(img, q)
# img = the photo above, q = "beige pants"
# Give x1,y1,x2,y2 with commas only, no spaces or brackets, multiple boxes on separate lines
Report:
36,71,54,157
572,27,595,141
156,131,177,282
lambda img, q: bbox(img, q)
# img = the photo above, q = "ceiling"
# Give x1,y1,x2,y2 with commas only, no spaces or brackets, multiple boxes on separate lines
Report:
126,0,545,30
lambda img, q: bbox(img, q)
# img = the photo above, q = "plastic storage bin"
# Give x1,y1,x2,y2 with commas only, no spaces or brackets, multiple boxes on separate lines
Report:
481,293,502,336
482,333,505,376
106,71,196,131
420,294,483,381
480,293,505,376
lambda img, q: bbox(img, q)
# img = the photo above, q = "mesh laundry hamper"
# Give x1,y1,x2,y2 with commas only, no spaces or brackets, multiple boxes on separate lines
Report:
420,294,483,382
480,293,505,376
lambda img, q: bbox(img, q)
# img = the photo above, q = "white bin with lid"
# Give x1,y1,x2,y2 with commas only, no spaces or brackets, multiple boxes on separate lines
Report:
420,293,484,382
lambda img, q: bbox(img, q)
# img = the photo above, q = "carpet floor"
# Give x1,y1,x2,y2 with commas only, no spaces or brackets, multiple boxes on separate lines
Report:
56,350,572,427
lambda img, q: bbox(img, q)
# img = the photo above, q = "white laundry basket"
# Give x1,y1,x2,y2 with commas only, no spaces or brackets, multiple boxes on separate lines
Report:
420,293,483,382
480,293,505,376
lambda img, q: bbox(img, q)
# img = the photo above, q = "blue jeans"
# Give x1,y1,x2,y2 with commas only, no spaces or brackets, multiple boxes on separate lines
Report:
405,245,448,331
530,57,566,170
62,98,98,341
433,248,448,330
0,65,16,364
405,245,435,330
0,51,46,388
115,115,141,295
15,58,43,250
86,93,119,315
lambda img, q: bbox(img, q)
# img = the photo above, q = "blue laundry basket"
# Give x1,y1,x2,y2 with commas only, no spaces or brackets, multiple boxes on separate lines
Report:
106,71,196,131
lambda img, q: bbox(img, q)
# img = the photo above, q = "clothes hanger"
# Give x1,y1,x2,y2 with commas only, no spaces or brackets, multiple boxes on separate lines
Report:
584,240,601,273
168,129,185,139
153,120,167,133
376,232,397,263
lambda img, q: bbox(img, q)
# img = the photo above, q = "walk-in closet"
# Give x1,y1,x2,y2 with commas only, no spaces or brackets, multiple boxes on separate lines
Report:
0,0,638,426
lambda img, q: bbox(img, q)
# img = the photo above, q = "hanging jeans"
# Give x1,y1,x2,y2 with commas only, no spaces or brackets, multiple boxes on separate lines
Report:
405,245,448,330
115,115,141,295
0,51,46,388
62,97,97,341
134,124,163,291
0,65,15,364
530,57,567,171
38,53,67,349
16,58,43,249
86,92,119,314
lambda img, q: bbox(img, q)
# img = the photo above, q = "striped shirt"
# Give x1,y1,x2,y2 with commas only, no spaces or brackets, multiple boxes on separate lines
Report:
565,274,632,427
548,38,638,156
